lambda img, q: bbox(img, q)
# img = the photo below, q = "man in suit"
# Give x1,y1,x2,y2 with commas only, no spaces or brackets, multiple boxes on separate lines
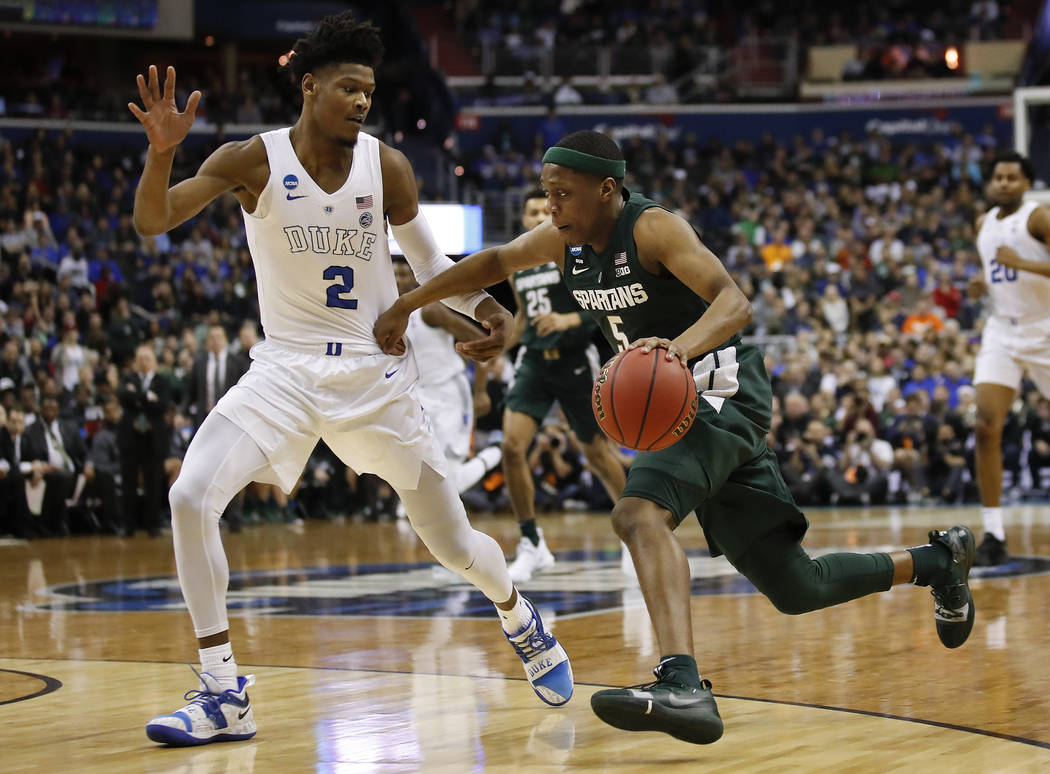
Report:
84,395,123,534
118,343,172,536
185,324,249,531
186,325,248,429
0,407,33,538
21,394,87,536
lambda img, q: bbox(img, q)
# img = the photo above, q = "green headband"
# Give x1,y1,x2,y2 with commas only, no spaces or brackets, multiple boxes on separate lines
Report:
542,146,626,179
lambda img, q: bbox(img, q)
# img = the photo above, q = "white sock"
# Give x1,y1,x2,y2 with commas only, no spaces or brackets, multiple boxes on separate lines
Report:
981,507,1006,542
199,643,239,690
497,594,533,635
454,446,502,493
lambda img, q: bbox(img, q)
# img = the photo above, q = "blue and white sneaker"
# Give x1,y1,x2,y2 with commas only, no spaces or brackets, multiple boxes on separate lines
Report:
146,668,257,746
505,597,573,706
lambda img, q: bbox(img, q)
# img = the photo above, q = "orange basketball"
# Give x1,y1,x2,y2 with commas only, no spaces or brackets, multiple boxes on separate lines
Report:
591,346,698,451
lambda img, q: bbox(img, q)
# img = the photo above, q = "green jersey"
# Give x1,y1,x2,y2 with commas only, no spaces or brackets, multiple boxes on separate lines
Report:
559,188,771,442
559,188,804,561
512,262,596,351
559,190,741,366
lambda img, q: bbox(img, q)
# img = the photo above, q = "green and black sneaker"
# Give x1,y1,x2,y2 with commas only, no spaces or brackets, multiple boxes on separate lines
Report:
928,525,976,649
590,662,724,745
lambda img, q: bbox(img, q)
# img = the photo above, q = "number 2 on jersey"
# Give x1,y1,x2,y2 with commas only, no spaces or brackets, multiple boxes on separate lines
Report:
323,266,358,309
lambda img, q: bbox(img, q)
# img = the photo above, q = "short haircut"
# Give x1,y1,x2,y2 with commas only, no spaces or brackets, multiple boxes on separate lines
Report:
992,150,1035,182
551,131,624,184
285,11,384,83
523,188,547,202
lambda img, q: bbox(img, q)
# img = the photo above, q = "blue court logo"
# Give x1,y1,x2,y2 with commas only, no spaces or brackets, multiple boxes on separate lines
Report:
359,212,373,228
26,550,1050,620
283,174,299,190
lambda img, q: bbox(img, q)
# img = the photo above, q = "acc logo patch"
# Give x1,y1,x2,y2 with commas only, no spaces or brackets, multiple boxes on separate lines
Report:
359,211,374,228
283,174,299,190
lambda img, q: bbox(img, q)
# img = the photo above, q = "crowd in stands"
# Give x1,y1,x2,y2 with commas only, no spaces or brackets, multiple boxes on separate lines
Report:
0,106,1046,540
457,0,1032,103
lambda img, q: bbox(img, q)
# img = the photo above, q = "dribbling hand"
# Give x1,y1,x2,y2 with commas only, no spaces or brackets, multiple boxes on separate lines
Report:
127,65,202,152
628,337,686,364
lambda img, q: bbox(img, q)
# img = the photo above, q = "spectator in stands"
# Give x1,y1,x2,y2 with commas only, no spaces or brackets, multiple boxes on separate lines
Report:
901,295,945,336
0,406,32,537
21,394,85,535
117,343,171,537
83,395,122,534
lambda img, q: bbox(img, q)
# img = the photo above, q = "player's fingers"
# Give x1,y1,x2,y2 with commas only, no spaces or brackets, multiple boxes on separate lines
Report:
164,65,176,101
148,64,161,101
184,90,202,118
128,102,148,122
136,73,151,107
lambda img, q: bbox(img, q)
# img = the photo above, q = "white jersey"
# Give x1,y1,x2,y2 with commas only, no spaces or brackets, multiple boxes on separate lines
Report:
242,128,395,353
976,200,1050,322
407,309,466,387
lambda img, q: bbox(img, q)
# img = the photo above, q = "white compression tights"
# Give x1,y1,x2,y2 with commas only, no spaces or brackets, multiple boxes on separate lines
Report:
170,414,513,638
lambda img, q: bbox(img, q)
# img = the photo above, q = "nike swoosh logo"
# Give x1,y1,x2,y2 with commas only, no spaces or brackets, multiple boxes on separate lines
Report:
286,193,308,200
571,266,587,275
385,368,399,379
222,655,233,662
238,709,251,719
573,367,586,375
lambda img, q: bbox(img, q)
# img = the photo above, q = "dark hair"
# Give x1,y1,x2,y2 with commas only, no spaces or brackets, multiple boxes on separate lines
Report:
523,188,547,202
555,130,623,161
553,130,624,183
992,150,1035,182
285,11,384,84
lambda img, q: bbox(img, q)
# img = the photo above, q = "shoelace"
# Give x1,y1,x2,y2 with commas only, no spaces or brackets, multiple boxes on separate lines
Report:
182,687,224,717
180,665,238,718
508,617,558,659
627,665,714,693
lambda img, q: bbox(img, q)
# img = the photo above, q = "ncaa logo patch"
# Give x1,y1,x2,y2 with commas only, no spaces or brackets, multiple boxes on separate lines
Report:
569,245,583,256
359,211,373,228
283,174,299,190
323,206,334,215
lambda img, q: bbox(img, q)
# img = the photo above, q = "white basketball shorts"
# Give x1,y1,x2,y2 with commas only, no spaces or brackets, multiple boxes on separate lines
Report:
215,339,446,493
417,372,473,463
974,314,1050,396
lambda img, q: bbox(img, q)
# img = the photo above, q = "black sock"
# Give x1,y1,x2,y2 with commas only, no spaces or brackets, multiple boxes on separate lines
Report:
907,542,951,586
519,519,540,546
657,654,702,689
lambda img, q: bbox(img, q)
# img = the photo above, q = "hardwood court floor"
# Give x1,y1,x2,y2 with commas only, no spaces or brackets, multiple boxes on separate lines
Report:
2,505,1049,773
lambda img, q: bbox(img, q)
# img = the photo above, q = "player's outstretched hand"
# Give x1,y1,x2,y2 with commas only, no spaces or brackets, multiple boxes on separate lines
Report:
628,337,686,364
374,302,410,356
128,65,202,152
456,309,512,362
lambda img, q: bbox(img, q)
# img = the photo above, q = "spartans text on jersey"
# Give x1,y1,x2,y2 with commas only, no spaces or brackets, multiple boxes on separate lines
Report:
571,283,649,311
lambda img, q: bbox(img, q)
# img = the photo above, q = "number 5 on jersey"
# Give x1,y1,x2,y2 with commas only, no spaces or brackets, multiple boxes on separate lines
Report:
324,266,357,308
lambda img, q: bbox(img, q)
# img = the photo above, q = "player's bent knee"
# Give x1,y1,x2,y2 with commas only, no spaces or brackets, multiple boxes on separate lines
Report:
765,587,816,616
610,499,670,541
168,477,204,521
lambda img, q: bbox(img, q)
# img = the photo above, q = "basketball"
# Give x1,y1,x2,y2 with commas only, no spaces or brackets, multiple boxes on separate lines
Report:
591,346,698,451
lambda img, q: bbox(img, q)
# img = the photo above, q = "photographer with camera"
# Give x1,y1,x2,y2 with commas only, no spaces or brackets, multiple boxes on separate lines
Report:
828,419,892,505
